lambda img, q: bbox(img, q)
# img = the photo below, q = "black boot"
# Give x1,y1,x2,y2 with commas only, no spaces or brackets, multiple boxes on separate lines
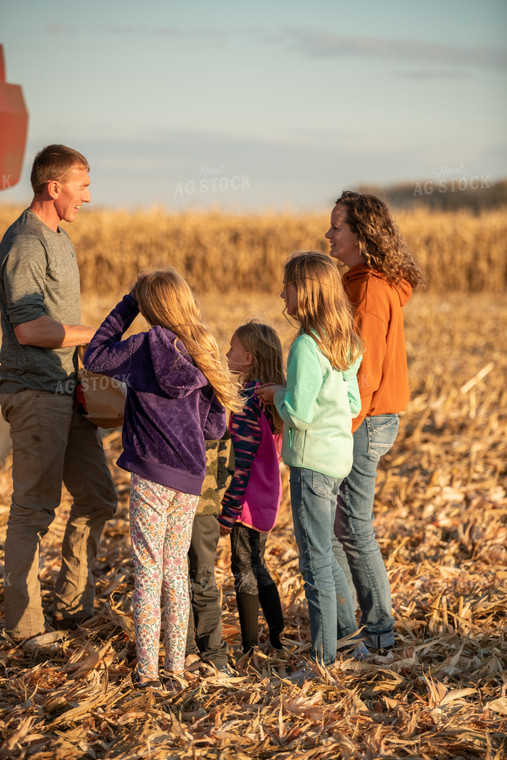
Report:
236,592,259,653
258,583,284,649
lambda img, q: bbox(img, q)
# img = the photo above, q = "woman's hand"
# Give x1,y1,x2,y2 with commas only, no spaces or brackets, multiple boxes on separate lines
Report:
257,383,285,403
219,524,232,536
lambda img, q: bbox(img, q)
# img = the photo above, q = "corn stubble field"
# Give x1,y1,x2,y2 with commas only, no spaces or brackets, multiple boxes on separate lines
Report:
0,206,506,759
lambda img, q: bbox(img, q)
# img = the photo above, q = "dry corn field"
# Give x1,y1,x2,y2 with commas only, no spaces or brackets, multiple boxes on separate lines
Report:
0,206,506,759
0,205,506,296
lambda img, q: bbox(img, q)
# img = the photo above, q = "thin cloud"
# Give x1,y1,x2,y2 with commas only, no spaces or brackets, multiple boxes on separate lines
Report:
46,23,229,49
47,24,144,35
152,28,179,37
275,28,507,71
47,25,73,34
397,69,473,80
46,24,224,41
4,130,505,211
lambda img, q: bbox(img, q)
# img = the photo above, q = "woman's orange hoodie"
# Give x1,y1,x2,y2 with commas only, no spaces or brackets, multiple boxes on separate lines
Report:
342,264,412,433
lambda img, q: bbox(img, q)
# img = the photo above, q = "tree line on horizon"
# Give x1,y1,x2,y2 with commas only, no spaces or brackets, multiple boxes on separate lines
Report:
358,179,507,212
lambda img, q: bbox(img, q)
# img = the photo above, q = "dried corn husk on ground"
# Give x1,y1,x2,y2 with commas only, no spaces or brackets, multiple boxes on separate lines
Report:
0,292,506,759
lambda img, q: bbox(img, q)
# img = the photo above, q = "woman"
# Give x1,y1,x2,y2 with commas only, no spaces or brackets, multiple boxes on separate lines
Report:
325,191,423,651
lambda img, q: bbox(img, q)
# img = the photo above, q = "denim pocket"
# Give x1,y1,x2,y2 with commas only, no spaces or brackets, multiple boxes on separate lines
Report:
311,470,335,498
366,414,399,459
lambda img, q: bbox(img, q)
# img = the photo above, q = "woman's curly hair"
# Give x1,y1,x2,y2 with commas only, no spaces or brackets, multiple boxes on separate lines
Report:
336,191,424,289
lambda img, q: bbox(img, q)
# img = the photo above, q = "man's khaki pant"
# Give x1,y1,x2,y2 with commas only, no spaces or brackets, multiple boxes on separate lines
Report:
0,389,117,639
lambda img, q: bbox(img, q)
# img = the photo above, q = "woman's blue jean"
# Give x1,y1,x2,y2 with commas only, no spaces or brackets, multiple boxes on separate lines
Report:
290,467,358,665
333,414,399,649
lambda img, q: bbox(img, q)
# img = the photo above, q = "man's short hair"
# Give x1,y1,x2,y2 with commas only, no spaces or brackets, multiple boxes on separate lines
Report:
30,144,90,194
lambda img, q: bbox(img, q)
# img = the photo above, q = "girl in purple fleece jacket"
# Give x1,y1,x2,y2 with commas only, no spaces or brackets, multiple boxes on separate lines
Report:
84,269,242,689
218,321,286,654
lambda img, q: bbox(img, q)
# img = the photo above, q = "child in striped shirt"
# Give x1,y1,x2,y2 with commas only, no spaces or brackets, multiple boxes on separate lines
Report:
219,321,285,654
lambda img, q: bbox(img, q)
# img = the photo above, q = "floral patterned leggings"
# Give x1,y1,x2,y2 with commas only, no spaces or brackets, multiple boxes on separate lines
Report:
129,474,199,679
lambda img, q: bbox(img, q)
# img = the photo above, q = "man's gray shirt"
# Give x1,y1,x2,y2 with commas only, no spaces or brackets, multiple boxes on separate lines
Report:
0,209,81,394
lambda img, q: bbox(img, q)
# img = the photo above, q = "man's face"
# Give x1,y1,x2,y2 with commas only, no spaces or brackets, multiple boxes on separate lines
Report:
53,166,91,223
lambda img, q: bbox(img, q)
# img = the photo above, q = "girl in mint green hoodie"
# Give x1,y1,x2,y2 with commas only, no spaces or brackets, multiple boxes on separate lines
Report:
258,252,365,673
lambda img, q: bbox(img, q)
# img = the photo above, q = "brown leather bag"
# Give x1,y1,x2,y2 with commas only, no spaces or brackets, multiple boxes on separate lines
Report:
76,346,126,428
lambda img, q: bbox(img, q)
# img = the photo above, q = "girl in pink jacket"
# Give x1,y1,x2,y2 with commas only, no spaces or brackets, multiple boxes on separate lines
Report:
219,321,285,653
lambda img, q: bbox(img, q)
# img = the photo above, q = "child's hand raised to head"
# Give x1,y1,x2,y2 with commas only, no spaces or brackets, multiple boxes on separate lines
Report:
257,383,285,403
129,272,148,301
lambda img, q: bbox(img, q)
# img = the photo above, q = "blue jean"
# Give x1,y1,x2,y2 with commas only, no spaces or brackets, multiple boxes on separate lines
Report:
290,467,358,665
333,414,399,649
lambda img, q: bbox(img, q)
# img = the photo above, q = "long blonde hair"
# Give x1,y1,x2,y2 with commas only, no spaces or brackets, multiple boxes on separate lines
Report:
284,252,363,370
234,321,285,432
132,269,243,412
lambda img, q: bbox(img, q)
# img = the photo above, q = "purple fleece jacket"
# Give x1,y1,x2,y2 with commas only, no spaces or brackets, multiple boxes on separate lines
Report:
83,294,226,495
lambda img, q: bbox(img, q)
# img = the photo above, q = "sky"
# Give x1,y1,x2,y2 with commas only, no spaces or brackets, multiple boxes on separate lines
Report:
0,0,506,211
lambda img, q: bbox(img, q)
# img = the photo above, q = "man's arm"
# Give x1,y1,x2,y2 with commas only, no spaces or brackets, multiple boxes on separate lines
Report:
3,233,94,349
14,316,95,348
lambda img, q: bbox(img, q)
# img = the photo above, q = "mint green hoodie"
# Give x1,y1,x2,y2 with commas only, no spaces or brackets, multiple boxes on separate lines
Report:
274,333,361,479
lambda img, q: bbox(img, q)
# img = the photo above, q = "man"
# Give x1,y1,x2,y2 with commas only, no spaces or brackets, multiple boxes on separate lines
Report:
0,144,117,641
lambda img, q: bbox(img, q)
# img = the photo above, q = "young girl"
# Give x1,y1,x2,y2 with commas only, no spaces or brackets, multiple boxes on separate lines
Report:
258,252,365,671
218,321,285,654
185,432,235,674
83,269,242,689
